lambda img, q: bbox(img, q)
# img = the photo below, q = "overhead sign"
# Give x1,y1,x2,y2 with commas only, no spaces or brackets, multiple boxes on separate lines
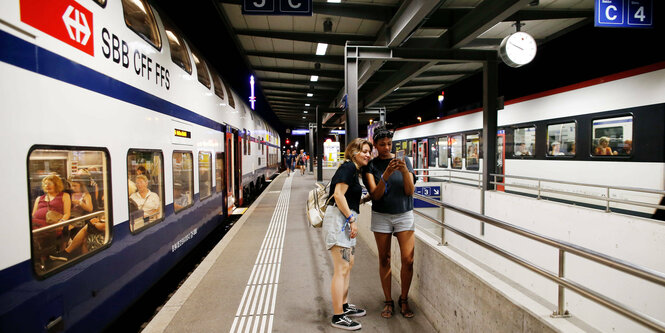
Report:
242,0,312,16
595,0,653,28
20,0,95,55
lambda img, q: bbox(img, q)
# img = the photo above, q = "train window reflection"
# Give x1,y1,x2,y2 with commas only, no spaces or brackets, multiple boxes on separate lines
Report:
428,138,437,167
127,150,164,232
199,152,212,201
121,0,161,50
547,122,576,156
192,51,211,89
466,133,480,170
592,116,633,156
28,147,111,277
173,151,194,212
211,70,225,100
437,136,448,168
164,23,192,74
216,152,225,193
450,135,463,169
224,79,235,108
513,126,535,157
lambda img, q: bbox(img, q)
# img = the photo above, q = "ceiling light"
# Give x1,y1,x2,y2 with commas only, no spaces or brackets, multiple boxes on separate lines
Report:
305,103,310,106
316,43,328,56
307,93,313,97
303,110,308,113
310,75,319,82
302,116,306,119
327,0,341,3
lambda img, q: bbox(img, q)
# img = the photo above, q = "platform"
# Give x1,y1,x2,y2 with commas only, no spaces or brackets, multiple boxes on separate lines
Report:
144,170,437,332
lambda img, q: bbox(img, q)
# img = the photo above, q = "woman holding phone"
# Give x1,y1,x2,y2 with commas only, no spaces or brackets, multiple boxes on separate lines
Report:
362,125,417,319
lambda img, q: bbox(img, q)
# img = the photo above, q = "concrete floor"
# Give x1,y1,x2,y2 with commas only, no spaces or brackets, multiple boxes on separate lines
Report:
144,170,437,333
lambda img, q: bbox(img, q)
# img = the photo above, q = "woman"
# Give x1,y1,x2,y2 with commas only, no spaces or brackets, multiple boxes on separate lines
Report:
129,175,161,223
31,174,71,267
324,138,372,331
284,149,293,176
595,136,618,155
362,125,416,319
297,149,306,175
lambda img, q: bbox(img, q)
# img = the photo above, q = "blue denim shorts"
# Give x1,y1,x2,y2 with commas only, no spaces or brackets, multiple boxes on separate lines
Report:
323,206,358,250
370,210,414,234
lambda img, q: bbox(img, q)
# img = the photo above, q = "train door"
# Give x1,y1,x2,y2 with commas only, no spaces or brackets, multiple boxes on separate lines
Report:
417,139,428,181
496,130,506,191
410,140,417,168
235,128,243,206
216,152,227,216
225,126,243,210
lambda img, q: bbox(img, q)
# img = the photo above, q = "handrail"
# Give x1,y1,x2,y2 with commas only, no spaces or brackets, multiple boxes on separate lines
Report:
413,168,482,187
413,193,665,332
32,211,105,234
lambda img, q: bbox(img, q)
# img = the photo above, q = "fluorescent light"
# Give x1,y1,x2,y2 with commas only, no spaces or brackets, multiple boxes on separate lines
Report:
327,0,341,2
310,75,319,82
307,93,313,97
316,43,328,56
303,110,308,113
305,103,310,106
302,116,306,119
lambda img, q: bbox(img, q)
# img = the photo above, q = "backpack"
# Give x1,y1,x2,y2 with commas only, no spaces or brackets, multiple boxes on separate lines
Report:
306,181,332,228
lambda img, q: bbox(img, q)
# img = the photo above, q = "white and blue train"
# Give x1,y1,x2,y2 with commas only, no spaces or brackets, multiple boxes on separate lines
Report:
0,0,280,331
394,62,665,219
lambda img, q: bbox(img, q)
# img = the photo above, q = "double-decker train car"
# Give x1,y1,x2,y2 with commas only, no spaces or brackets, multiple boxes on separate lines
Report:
394,62,665,219
0,0,280,331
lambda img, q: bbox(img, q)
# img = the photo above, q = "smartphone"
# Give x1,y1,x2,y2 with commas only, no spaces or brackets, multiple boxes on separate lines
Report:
396,150,405,161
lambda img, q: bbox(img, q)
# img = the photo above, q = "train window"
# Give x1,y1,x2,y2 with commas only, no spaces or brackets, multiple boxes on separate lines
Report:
211,70,225,100
513,126,535,157
428,138,438,167
224,80,236,108
92,0,107,7
163,22,192,74
450,135,463,169
216,152,224,193
173,151,194,212
28,147,111,277
437,136,448,168
547,122,576,156
121,0,161,50
592,116,633,156
127,150,164,233
198,152,212,201
192,51,211,89
466,133,480,170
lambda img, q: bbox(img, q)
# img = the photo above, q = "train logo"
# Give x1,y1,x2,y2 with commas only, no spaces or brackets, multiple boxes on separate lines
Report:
20,0,95,55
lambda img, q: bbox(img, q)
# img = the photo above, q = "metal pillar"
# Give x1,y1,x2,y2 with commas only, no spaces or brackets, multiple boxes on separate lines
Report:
481,59,498,235
316,106,323,182
308,122,315,173
345,45,359,143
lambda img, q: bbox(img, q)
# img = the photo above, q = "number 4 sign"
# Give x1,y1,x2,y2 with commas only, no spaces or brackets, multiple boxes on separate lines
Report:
595,0,653,28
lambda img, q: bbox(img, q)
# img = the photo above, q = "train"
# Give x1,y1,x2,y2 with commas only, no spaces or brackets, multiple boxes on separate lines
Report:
0,0,280,331
394,61,665,219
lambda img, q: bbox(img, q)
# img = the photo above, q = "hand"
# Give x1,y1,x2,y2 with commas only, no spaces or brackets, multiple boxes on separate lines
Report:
395,159,408,173
384,159,398,178
349,220,358,238
360,194,371,205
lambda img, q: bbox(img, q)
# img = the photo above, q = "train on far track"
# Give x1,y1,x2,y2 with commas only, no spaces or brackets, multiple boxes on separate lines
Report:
0,0,280,331
394,61,665,220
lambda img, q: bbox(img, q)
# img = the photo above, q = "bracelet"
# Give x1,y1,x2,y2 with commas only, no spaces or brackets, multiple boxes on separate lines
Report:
345,213,355,222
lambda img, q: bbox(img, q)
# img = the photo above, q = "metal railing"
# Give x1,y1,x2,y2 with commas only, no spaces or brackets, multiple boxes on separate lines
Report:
413,193,665,332
490,173,665,213
413,168,482,187
32,211,106,235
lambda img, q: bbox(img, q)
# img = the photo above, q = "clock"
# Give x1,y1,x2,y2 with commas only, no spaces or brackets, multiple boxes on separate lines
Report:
499,31,537,68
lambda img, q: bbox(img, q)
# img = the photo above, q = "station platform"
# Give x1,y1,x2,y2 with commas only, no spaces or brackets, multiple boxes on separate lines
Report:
143,170,437,332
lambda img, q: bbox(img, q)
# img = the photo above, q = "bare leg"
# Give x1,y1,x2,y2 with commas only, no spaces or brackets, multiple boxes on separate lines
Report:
330,246,352,315
395,230,415,317
65,225,88,253
342,246,355,305
373,232,393,301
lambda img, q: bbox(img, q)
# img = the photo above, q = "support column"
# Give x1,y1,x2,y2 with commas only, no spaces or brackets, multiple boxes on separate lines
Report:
345,46,359,143
308,122,315,173
481,58,498,223
316,106,323,182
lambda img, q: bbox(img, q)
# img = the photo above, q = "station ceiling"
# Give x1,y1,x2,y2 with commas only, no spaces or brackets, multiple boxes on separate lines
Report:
170,0,596,129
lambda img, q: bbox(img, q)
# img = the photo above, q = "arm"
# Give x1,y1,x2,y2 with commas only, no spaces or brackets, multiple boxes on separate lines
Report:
333,182,359,238
77,193,94,212
61,193,71,221
365,161,397,200
32,197,40,218
398,160,415,196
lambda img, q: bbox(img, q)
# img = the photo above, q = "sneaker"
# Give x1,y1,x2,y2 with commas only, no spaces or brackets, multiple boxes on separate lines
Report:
331,315,361,331
343,304,366,317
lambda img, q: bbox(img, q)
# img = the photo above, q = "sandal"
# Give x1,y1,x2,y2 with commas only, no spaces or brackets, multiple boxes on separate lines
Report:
398,296,415,318
381,300,394,319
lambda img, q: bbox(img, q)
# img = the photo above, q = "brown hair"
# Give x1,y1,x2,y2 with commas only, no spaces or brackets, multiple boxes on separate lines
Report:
42,174,64,193
344,138,373,163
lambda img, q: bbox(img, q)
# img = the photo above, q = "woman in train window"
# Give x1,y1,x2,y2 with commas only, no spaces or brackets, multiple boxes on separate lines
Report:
594,136,618,155
362,125,417,319
31,174,71,268
324,138,372,331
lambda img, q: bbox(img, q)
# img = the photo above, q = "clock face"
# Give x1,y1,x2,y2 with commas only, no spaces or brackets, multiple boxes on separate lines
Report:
499,31,537,68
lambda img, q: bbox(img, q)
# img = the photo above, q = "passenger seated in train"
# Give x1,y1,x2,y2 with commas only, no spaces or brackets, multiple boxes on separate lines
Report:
173,183,190,211
594,136,618,155
619,139,632,155
68,178,94,233
549,141,565,156
49,217,106,262
31,174,71,269
515,142,531,156
75,168,100,211
130,175,161,223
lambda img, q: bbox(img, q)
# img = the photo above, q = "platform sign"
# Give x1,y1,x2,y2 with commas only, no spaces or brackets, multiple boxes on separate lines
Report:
595,0,653,28
414,185,441,208
242,0,312,16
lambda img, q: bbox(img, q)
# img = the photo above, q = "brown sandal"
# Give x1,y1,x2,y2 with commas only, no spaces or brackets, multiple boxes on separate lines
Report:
381,300,394,319
398,296,415,318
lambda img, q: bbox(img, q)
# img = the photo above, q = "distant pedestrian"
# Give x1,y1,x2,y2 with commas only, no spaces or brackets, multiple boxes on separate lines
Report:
284,149,293,176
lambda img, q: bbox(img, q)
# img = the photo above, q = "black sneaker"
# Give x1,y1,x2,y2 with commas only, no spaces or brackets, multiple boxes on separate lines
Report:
343,303,366,317
331,315,361,331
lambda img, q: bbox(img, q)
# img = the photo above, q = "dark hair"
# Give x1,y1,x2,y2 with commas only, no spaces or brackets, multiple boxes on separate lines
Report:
372,125,393,143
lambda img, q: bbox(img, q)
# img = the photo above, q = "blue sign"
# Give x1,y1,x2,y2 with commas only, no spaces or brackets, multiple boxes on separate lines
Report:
242,0,312,16
595,0,653,28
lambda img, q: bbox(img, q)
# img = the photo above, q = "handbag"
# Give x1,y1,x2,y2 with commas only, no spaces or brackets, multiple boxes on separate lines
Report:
306,181,332,228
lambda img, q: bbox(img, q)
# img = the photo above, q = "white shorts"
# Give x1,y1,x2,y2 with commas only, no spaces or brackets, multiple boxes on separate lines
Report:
370,210,414,234
322,206,358,250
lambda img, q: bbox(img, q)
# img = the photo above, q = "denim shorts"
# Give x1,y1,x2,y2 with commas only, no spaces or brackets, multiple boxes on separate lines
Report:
323,206,358,250
370,210,414,234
